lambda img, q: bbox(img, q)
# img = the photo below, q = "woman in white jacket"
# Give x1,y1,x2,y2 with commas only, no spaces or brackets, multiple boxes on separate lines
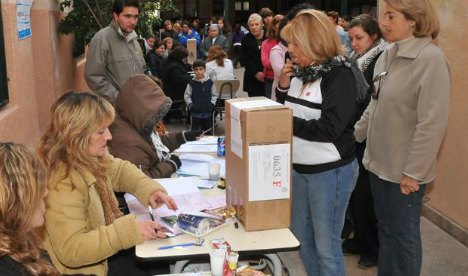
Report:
205,45,235,80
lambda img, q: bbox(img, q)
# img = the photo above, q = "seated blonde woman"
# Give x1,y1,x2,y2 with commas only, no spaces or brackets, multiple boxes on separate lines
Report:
162,37,174,59
38,91,178,276
0,142,60,276
205,45,235,80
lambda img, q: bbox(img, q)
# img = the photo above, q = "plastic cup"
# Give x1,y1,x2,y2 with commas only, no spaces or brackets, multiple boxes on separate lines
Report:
209,249,226,276
227,251,239,270
208,163,221,181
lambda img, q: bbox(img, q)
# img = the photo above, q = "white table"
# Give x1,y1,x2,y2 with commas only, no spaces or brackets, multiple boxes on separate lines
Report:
133,187,300,275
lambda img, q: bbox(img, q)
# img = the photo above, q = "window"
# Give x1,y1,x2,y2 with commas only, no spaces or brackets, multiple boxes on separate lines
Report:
0,2,9,108
235,1,249,11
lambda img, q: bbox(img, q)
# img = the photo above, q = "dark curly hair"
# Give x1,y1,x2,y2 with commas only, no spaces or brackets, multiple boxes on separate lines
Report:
169,46,189,61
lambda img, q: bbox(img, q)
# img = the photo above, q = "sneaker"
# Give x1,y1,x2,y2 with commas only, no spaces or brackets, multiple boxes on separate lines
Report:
358,255,378,269
342,239,360,255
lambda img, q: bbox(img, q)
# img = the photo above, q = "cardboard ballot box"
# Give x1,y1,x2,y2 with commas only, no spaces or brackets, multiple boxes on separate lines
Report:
225,97,292,231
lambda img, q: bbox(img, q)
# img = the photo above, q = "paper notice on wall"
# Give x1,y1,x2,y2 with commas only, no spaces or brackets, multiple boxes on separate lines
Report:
17,0,34,40
230,99,282,158
248,143,290,201
187,39,197,64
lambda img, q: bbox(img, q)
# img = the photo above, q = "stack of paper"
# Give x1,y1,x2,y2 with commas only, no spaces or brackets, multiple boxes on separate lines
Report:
174,137,218,153
177,154,226,178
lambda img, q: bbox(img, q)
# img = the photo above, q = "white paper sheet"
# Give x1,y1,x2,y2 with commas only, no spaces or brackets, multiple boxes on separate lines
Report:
125,191,226,218
195,179,218,189
248,143,291,201
17,0,33,40
154,177,200,195
188,136,218,145
174,143,217,153
229,99,282,158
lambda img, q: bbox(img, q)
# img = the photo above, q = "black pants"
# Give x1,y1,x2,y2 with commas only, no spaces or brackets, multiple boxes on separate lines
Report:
347,142,379,257
108,248,170,276
191,116,213,135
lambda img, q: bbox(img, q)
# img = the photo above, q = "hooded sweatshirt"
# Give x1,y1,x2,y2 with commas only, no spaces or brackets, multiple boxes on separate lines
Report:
108,75,187,178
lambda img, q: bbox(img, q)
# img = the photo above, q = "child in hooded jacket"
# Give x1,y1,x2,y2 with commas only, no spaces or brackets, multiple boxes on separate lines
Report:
184,60,217,134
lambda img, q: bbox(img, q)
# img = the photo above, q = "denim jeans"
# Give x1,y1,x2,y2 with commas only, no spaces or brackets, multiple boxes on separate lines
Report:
291,159,359,276
369,172,426,276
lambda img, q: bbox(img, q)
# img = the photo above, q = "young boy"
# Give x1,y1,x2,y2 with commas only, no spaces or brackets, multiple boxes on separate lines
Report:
184,60,217,134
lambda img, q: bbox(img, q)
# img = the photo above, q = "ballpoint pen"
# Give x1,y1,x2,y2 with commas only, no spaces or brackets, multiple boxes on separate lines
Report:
158,238,205,250
201,126,213,137
148,206,177,238
148,205,155,221
232,216,239,229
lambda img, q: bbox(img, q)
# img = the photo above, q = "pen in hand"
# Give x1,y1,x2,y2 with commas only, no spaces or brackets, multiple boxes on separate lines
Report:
148,205,155,221
232,216,239,229
148,206,177,238
201,126,213,137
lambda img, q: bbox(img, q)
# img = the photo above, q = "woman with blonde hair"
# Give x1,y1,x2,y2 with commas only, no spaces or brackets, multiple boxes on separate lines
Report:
162,37,174,59
355,1,450,275
0,142,60,276
278,9,368,275
206,45,235,80
173,22,182,35
161,20,179,43
38,91,177,276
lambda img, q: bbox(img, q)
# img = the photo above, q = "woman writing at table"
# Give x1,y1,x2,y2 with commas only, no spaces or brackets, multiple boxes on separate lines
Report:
38,91,178,276
108,75,202,180
0,143,60,276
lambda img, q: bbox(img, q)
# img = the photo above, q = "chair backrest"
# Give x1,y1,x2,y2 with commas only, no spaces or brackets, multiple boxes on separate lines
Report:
214,79,240,100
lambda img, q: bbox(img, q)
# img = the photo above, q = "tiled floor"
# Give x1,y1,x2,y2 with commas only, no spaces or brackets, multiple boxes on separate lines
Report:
166,67,468,275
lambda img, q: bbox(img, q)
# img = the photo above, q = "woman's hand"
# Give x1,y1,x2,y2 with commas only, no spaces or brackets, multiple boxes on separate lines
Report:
400,175,419,195
255,71,265,82
137,220,167,240
148,190,178,211
278,58,295,89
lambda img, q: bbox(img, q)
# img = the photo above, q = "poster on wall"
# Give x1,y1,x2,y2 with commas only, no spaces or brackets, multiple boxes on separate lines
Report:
17,0,34,40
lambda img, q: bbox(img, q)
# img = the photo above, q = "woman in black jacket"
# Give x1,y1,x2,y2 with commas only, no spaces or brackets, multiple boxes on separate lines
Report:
342,14,387,269
161,46,192,101
239,13,266,97
146,41,165,78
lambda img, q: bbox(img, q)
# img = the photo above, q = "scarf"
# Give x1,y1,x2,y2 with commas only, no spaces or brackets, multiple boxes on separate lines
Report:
78,161,123,226
293,55,369,102
150,132,170,161
351,39,387,72
95,177,123,225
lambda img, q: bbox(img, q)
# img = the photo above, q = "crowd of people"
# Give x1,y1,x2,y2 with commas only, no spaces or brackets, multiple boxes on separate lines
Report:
0,0,450,276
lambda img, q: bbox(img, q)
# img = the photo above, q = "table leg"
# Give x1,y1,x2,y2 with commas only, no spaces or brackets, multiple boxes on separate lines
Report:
263,254,283,276
173,260,190,273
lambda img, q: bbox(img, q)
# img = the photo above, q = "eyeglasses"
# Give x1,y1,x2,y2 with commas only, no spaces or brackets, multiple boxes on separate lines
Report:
369,71,388,100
